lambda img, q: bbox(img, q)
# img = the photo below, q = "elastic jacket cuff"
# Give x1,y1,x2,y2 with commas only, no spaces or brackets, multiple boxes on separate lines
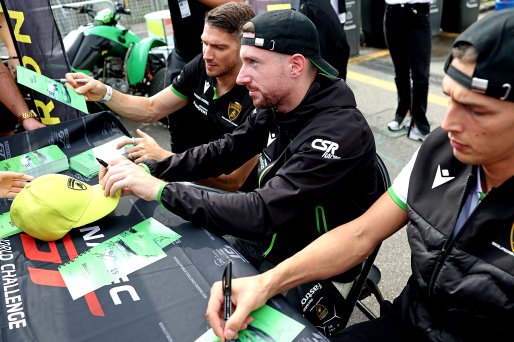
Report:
157,183,167,207
138,163,151,174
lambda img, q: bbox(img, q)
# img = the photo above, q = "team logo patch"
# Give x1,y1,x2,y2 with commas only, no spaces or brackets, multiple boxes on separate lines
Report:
67,178,88,191
311,138,340,159
315,304,328,320
228,102,242,121
432,165,455,189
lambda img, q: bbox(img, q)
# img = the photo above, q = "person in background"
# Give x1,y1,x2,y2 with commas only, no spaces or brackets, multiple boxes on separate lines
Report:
0,10,45,136
0,11,17,78
385,0,431,142
335,0,347,23
299,0,350,80
0,171,33,198
0,61,45,137
205,10,514,341
164,0,242,152
67,2,257,192
164,0,241,85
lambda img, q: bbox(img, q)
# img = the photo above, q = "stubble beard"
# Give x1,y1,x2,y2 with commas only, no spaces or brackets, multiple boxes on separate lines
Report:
206,56,239,78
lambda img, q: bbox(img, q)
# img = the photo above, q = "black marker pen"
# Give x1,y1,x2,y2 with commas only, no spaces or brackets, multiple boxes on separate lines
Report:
223,261,232,323
96,157,109,169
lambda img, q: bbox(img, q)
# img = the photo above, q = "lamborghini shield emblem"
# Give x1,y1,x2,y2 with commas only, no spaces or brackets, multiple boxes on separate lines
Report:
315,304,328,320
228,102,242,121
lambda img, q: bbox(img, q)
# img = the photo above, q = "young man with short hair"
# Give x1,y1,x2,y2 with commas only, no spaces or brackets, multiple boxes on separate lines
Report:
67,2,257,192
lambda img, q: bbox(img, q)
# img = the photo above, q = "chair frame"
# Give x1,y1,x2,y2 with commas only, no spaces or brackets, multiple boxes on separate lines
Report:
338,153,390,326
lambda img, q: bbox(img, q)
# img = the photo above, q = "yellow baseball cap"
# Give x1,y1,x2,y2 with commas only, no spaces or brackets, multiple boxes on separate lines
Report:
10,174,120,241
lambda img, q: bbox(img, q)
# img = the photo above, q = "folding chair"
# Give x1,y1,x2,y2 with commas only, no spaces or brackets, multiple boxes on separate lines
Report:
338,153,390,326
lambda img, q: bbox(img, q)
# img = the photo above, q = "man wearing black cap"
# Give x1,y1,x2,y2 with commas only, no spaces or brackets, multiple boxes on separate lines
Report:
205,10,514,341
100,10,378,280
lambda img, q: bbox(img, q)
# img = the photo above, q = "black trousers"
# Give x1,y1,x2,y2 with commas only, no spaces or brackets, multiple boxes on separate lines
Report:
384,3,431,135
330,301,428,342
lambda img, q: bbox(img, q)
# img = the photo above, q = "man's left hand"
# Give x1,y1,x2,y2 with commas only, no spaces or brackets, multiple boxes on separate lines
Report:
22,117,46,131
117,128,172,163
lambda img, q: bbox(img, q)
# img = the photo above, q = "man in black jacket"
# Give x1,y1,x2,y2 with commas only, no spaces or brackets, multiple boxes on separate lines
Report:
206,10,514,342
99,10,378,274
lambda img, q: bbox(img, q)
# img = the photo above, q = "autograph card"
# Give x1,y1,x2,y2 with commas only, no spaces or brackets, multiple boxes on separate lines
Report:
17,65,89,114
59,218,181,300
130,216,182,248
195,304,305,342
0,212,21,239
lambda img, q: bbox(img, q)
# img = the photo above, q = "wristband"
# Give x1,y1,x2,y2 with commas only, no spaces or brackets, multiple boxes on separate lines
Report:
98,85,113,103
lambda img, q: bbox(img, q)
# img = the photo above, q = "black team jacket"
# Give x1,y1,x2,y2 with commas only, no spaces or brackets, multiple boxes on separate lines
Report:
145,74,378,271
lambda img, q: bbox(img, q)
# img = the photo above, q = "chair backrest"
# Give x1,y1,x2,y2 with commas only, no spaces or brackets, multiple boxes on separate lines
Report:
338,153,391,327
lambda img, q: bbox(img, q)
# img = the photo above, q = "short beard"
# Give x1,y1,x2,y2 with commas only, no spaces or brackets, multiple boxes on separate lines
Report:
206,57,239,78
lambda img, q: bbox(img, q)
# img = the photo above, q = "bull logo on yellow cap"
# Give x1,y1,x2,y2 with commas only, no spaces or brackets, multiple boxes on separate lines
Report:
228,102,242,121
67,178,87,191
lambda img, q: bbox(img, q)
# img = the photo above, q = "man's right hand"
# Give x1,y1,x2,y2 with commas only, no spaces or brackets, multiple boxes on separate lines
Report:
206,274,272,341
98,157,165,200
64,72,108,102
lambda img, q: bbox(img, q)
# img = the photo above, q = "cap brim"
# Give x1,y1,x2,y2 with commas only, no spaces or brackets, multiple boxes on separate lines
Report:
310,58,339,77
74,184,120,228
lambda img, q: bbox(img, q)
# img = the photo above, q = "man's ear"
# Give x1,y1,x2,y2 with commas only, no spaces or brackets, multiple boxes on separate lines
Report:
289,54,307,78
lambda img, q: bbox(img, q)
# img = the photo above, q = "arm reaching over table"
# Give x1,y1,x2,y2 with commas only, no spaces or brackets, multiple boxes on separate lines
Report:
0,171,34,198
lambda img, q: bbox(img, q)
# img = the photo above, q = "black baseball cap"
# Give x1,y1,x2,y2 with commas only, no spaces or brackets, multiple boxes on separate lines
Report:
241,10,339,77
444,9,514,102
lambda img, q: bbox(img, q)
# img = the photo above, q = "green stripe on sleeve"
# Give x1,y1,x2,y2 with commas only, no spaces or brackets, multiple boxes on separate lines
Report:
388,187,407,211
262,233,277,257
157,183,167,208
138,163,151,174
170,85,188,100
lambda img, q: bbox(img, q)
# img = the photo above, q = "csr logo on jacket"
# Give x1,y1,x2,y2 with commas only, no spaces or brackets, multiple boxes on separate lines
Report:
311,138,340,159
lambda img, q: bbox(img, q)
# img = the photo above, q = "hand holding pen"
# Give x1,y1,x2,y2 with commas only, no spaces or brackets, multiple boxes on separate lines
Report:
97,155,166,200
62,72,108,102
96,157,112,190
206,263,260,341
223,262,240,342
223,261,232,323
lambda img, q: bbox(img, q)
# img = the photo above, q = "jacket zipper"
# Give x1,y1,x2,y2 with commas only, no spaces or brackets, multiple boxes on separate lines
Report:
427,171,472,298
258,162,275,188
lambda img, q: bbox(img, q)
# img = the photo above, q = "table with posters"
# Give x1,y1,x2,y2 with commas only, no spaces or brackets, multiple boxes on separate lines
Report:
0,112,324,341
